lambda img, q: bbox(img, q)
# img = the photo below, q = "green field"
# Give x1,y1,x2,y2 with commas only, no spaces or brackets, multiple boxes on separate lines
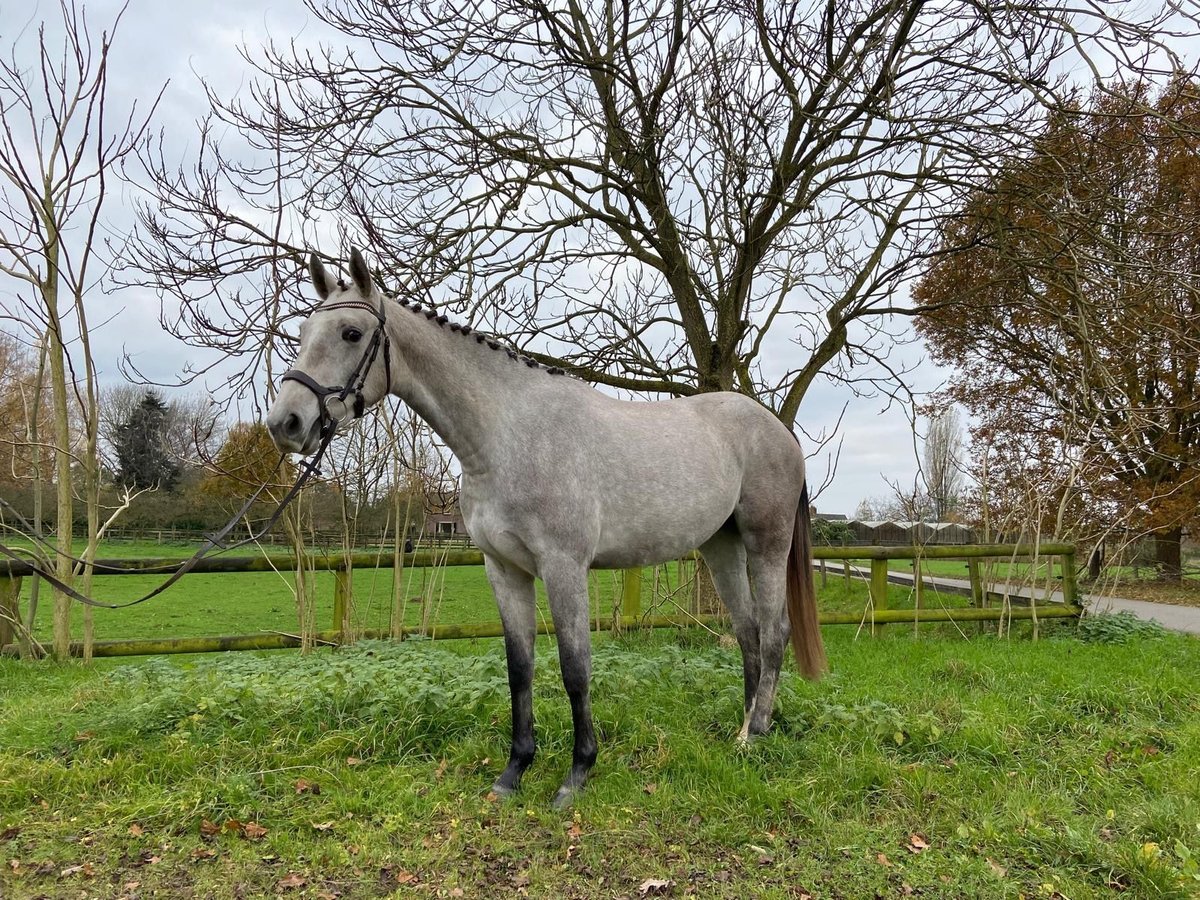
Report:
6,540,1197,895
1,619,1197,899
7,541,982,646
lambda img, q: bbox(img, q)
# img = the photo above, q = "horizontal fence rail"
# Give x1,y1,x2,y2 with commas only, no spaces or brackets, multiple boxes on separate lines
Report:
0,543,1083,658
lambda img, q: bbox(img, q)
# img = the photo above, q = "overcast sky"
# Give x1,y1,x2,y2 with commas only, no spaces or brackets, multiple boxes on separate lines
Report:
2,0,1028,516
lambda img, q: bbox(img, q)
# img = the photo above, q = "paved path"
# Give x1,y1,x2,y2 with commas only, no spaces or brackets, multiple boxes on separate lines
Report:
819,563,1200,636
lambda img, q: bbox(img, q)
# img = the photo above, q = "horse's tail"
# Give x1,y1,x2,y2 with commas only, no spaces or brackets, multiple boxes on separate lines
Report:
786,481,828,680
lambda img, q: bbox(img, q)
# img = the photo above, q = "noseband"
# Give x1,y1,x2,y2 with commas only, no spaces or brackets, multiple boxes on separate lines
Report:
281,297,393,434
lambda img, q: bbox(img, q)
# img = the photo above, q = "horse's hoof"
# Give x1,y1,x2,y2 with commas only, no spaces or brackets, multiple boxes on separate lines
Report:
551,785,579,810
491,781,518,799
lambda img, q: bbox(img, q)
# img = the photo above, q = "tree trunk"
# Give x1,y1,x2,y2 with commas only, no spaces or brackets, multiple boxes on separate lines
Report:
1087,542,1104,582
1153,527,1183,582
43,242,76,661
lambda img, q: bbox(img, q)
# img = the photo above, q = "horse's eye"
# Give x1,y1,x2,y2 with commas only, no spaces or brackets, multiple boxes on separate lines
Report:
342,327,363,343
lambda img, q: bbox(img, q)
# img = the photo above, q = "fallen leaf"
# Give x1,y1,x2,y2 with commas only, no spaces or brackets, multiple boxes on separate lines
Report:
124,881,141,891
128,823,144,837
190,847,216,861
73,731,94,742
567,823,583,839
277,872,307,890
223,819,243,834
294,778,320,795
485,791,499,803
877,852,892,867
449,889,465,898
346,756,364,767
1141,745,1160,757
987,857,1007,877
643,783,658,795
435,759,448,780
1,826,20,841
638,877,674,896
394,869,418,884
242,822,268,841
200,819,220,837
312,821,335,832
906,833,930,854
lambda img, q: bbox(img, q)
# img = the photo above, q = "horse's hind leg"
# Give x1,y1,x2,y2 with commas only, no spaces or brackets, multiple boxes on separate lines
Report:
484,555,538,796
744,547,790,737
698,529,760,742
541,559,598,808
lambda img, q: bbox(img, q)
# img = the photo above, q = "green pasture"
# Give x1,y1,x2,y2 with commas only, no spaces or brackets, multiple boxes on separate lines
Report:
1,620,1197,899
8,544,985,646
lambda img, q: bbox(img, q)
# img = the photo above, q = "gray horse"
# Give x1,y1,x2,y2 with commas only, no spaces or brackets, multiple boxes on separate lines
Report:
266,249,827,806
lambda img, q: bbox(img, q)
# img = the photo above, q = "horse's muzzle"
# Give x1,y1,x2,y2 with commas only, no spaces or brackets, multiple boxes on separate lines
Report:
266,409,321,456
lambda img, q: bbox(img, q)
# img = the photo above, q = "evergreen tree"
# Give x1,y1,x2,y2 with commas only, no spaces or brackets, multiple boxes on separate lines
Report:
114,391,180,490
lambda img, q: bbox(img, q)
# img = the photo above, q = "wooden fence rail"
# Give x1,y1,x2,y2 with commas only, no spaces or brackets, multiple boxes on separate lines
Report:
0,543,1081,658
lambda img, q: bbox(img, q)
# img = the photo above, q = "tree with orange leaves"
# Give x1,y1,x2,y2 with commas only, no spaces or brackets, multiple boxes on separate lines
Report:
917,77,1200,579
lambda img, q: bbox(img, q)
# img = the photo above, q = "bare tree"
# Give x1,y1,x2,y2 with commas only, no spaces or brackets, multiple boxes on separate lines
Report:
924,407,963,522
0,0,162,658
126,0,1196,431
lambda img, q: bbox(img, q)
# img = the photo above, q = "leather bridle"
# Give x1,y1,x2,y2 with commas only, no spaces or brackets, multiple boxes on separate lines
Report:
279,296,393,437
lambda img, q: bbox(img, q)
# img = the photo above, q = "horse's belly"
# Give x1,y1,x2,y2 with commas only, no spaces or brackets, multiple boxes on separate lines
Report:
590,484,738,569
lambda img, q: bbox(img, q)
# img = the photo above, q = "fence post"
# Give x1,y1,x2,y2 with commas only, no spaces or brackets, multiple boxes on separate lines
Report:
1061,548,1080,612
0,575,21,651
967,559,984,608
621,568,642,627
869,558,889,633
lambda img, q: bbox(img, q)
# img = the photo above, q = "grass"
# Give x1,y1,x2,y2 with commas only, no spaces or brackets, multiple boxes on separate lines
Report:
1,624,1198,898
9,545,977,646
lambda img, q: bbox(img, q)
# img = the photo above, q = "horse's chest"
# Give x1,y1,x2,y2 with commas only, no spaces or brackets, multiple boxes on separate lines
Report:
460,477,588,573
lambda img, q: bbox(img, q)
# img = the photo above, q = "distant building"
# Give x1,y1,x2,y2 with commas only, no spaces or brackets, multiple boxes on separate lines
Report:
846,520,977,545
424,511,466,537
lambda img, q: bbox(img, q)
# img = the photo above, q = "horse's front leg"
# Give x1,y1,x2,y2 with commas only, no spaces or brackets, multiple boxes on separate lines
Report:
484,554,538,796
542,560,597,808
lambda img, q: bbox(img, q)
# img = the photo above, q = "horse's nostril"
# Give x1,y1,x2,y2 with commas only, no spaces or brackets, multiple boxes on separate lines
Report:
284,413,301,436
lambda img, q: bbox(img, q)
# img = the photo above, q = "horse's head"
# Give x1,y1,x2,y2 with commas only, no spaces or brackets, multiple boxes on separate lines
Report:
265,248,393,455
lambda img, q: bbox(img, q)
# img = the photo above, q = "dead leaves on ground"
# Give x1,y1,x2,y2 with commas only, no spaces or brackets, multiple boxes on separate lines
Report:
638,877,675,896
199,818,268,841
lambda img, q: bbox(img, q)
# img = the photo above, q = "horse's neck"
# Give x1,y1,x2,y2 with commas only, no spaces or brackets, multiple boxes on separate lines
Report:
386,309,524,475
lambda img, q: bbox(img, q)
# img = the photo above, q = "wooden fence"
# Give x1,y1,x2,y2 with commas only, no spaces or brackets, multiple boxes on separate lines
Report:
0,543,1081,658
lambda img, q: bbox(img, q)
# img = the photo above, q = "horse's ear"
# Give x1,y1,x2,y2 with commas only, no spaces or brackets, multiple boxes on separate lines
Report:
309,253,335,300
349,247,373,296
